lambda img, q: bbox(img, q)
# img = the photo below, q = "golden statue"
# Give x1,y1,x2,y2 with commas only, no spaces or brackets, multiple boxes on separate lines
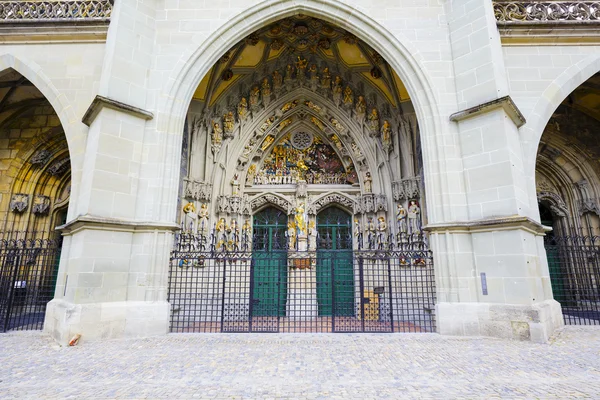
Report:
237,97,248,121
294,203,307,236
296,56,308,70
183,202,196,214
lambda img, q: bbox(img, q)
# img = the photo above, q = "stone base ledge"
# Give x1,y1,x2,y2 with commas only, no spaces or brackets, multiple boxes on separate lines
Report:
436,300,564,343
44,299,170,345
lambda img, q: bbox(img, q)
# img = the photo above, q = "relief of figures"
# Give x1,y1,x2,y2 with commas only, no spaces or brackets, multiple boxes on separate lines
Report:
250,134,357,185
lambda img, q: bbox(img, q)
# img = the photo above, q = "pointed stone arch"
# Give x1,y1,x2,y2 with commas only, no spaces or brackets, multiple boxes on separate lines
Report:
250,193,293,215
308,191,355,215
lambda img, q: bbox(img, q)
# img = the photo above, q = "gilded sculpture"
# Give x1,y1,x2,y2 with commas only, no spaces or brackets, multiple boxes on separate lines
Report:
261,78,271,107
249,86,260,108
381,120,392,151
355,95,366,120
367,108,380,136
223,111,235,137
343,86,353,108
320,67,331,89
294,202,307,236
272,70,283,91
237,97,248,121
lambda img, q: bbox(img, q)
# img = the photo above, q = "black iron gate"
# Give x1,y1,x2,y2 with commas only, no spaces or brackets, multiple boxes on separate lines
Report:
544,235,600,325
168,231,436,333
0,232,62,332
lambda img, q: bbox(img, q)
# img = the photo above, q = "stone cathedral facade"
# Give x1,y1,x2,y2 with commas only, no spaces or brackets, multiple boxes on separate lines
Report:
0,0,600,343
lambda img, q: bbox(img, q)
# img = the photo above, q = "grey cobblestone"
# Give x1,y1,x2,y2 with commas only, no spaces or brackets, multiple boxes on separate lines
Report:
0,327,599,399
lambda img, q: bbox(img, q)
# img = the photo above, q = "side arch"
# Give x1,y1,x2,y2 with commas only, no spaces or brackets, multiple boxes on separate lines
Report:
250,193,293,215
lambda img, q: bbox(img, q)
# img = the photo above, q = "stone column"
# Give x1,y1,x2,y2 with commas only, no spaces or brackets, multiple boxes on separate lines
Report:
430,0,563,342
44,0,174,344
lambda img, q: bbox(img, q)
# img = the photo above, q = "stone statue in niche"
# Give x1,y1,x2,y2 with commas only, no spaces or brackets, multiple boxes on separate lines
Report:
351,141,364,161
237,97,248,122
261,78,271,107
366,217,376,248
260,117,275,133
364,171,373,193
367,108,380,137
396,203,408,234
330,118,344,133
241,137,257,159
246,164,257,185
354,218,363,243
182,202,198,232
228,218,239,249
242,219,252,246
377,216,387,248
408,200,421,234
285,64,294,86
310,117,325,131
211,121,223,154
231,174,240,196
198,203,209,233
320,67,331,90
296,56,308,83
355,96,366,122
223,111,235,138
309,64,319,91
332,76,343,106
287,221,297,249
343,86,353,109
261,135,275,151
249,86,260,109
272,70,283,92
278,118,292,132
381,120,392,152
281,100,298,113
308,220,317,251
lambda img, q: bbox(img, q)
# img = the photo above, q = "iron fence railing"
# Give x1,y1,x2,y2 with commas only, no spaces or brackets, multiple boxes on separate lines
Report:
169,231,436,334
0,0,112,22
544,235,600,325
0,231,62,332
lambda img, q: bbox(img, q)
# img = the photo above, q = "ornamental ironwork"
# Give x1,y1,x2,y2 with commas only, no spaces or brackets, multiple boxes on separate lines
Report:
0,1,113,22
494,1,600,23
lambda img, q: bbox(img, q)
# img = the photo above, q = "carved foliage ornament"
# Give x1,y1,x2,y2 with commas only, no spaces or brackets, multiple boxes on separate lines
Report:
392,177,420,201
494,2,600,23
354,194,387,214
10,193,28,213
0,1,113,21
184,179,213,202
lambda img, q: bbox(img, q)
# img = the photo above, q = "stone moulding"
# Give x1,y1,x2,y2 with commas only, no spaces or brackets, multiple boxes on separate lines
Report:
57,215,180,235
425,215,550,235
449,95,526,129
494,1,600,24
82,95,154,126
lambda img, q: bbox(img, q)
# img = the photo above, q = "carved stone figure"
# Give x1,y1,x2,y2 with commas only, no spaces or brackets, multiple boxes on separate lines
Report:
309,64,319,91
355,96,366,121
211,121,223,154
330,118,344,133
332,76,343,106
32,195,51,216
241,138,257,159
261,135,275,151
30,150,52,168
367,108,380,137
396,203,407,234
381,120,392,152
182,202,198,232
408,200,421,234
320,67,331,90
377,216,387,248
237,97,248,121
354,218,363,242
288,221,297,249
308,220,317,251
296,56,308,82
231,173,240,196
272,70,283,92
242,219,252,244
260,116,275,132
364,171,373,193
285,64,294,86
249,86,260,109
261,78,271,107
366,217,376,249
198,203,209,233
310,116,325,131
343,86,353,109
246,164,257,185
223,111,235,138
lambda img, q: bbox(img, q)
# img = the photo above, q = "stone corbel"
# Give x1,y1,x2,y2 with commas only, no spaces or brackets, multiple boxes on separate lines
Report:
450,95,526,129
82,95,154,127
9,193,29,213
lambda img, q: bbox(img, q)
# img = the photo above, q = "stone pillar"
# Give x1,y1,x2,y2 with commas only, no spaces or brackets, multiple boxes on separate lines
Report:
44,0,174,344
430,0,563,342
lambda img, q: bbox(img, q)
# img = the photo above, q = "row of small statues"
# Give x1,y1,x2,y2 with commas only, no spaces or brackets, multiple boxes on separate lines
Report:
210,59,395,154
251,169,350,185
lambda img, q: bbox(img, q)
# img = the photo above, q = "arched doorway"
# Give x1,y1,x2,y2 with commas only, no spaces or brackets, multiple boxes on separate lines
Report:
316,206,353,317
536,72,600,325
251,206,288,319
0,68,70,332
168,13,436,334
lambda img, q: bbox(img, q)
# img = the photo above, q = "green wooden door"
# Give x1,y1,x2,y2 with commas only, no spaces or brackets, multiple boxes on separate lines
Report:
316,207,353,316
252,207,288,317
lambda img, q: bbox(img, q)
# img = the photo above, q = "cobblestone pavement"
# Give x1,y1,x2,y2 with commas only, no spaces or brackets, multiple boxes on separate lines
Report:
1,327,600,399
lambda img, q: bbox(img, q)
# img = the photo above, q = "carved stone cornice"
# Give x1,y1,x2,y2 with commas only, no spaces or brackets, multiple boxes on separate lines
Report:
57,215,180,235
424,215,550,235
82,95,154,126
392,177,420,201
450,96,526,129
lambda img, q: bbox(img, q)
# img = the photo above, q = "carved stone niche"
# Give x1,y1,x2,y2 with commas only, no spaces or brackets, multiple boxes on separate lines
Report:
579,198,600,217
32,195,51,216
392,177,420,201
218,195,252,216
184,179,213,202
354,193,388,214
9,193,29,213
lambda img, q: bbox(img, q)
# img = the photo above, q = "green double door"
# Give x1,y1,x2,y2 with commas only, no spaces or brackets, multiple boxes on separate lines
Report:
316,207,354,316
252,207,288,316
